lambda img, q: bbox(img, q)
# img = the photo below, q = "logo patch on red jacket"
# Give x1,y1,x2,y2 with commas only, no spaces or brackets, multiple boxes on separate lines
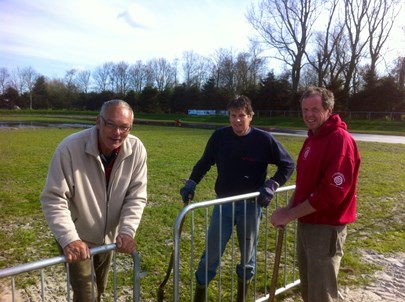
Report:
332,172,345,187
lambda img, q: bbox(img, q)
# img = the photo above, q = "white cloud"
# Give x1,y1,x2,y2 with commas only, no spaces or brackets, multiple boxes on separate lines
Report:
117,3,158,29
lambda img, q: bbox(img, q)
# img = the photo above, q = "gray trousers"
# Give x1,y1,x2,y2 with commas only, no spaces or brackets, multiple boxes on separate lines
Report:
58,242,112,302
297,222,347,302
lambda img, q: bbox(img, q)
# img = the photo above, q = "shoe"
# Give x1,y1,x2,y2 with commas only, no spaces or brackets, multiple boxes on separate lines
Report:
193,283,207,302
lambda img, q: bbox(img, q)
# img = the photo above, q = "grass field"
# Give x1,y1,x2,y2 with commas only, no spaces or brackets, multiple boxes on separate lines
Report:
0,123,404,300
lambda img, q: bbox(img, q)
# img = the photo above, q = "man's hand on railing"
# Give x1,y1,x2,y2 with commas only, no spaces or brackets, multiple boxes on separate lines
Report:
63,240,90,263
257,179,279,207
116,234,137,253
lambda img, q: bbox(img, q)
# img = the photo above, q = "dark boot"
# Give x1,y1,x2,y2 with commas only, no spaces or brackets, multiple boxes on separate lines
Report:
236,278,251,302
193,283,207,302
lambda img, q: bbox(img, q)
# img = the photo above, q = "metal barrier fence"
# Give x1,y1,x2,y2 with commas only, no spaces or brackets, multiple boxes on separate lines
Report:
0,244,142,302
0,187,298,302
172,185,299,301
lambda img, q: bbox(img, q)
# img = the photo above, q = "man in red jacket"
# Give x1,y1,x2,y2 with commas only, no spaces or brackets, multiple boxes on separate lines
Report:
271,86,361,302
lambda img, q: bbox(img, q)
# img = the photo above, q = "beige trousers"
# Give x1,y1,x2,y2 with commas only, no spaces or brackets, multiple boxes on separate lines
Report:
297,222,347,302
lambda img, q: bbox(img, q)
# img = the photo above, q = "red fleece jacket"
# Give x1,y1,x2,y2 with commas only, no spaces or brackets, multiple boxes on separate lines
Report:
293,114,361,225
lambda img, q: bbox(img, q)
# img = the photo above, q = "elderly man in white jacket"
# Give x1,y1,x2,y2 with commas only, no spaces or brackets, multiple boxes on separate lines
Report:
41,99,147,302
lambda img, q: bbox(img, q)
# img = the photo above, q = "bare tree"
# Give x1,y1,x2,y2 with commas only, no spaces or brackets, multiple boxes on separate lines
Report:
182,51,211,89
9,66,39,109
234,52,251,92
0,67,10,95
182,51,201,88
247,40,267,87
1,66,38,109
328,24,350,90
366,0,401,81
93,62,113,92
341,0,370,99
64,69,78,92
142,63,155,88
64,69,79,107
21,66,39,109
235,42,267,92
211,48,236,93
305,0,342,87
76,70,91,94
9,67,25,95
300,64,319,87
147,58,176,91
111,61,130,95
247,0,324,93
172,58,179,87
194,56,212,89
128,60,147,92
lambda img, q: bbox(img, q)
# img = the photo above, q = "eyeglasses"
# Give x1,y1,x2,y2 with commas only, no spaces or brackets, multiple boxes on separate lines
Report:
100,116,131,133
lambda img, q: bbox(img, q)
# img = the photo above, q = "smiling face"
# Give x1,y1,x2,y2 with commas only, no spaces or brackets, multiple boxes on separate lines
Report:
96,105,133,155
301,95,332,135
229,108,253,136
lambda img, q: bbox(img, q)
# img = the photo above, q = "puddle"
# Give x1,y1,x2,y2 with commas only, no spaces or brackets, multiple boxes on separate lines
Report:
0,122,91,129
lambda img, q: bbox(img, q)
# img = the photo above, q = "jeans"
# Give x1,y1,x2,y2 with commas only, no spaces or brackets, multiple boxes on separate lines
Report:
297,222,347,302
195,200,261,285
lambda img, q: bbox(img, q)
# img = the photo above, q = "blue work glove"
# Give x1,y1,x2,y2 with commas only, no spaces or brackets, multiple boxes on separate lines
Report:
257,179,279,207
180,179,196,203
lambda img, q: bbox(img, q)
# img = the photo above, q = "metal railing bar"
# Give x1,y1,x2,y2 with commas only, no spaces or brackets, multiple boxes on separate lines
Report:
0,243,142,302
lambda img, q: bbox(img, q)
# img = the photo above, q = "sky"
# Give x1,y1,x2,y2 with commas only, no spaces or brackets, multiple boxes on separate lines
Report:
0,0,257,79
0,0,404,80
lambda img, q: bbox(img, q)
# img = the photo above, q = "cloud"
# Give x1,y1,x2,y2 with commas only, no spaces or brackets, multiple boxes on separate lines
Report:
117,4,157,29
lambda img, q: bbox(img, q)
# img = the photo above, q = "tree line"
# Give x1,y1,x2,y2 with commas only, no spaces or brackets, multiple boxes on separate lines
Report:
1,0,404,114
